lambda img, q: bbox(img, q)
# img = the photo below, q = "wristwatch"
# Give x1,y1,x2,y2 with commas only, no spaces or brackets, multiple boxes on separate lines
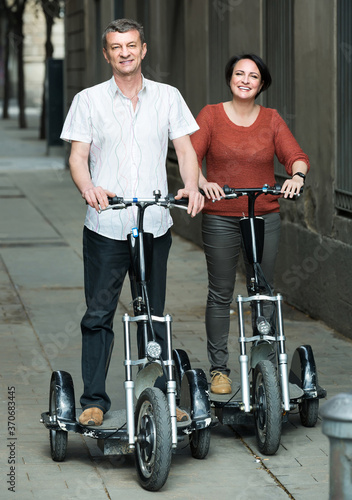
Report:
292,172,306,183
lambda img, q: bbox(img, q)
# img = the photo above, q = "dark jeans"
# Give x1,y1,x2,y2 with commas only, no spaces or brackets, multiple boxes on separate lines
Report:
202,213,281,376
80,226,172,413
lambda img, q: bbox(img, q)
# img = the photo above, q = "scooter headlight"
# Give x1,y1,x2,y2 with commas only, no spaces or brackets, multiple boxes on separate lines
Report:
146,341,162,360
256,316,271,335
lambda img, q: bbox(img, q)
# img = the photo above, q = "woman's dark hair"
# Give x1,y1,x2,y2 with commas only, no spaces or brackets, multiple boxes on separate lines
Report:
225,54,272,98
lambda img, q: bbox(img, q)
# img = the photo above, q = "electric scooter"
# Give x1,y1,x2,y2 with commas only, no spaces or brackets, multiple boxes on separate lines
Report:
40,191,211,491
185,184,326,456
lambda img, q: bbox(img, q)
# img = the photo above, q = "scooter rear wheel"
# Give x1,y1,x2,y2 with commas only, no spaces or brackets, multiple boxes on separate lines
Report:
299,398,319,427
190,427,211,459
135,387,172,491
253,360,282,455
49,378,68,462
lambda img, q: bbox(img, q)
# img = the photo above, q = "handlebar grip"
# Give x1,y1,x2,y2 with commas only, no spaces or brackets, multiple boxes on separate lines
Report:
223,184,233,195
274,184,304,196
166,194,189,206
176,198,189,205
282,186,304,199
108,196,123,205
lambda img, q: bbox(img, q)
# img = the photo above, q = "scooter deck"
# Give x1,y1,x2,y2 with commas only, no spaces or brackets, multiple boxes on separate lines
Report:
75,409,191,455
209,382,304,406
76,409,127,430
75,408,192,429
81,409,131,456
210,382,305,426
208,383,242,404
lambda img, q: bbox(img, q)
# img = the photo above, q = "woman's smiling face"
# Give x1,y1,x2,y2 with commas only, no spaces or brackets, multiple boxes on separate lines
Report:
230,58,263,100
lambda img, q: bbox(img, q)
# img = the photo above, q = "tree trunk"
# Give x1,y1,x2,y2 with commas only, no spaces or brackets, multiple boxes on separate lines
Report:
16,16,27,128
2,17,11,119
0,0,28,127
40,12,54,139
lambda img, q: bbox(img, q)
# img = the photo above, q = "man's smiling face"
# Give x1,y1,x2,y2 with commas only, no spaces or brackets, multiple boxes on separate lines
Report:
103,30,147,78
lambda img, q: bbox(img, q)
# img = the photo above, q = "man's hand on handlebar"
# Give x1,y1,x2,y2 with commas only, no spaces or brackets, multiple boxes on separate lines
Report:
82,186,116,212
175,187,204,217
281,177,304,199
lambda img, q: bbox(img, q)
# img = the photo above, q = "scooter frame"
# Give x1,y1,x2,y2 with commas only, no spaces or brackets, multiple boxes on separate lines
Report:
206,184,326,455
41,191,211,491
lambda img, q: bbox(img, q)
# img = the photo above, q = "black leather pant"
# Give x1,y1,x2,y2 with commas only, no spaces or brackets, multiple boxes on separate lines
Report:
202,213,281,376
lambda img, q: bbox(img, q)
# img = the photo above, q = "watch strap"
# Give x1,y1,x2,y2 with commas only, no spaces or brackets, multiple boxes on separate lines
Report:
292,172,306,182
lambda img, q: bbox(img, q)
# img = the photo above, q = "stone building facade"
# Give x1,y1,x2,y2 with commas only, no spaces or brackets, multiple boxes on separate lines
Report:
61,0,352,340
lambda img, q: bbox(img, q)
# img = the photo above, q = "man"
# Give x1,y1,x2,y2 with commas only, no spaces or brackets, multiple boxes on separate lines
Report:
60,18,203,426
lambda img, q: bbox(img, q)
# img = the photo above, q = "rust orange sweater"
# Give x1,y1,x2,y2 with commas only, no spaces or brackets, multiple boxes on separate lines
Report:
191,104,310,216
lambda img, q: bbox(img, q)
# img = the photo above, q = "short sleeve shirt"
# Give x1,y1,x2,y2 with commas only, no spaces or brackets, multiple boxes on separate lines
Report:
60,76,199,240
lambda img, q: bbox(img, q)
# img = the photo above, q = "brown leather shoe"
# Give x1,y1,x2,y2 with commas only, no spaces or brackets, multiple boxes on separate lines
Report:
210,371,232,394
176,407,190,422
79,407,103,426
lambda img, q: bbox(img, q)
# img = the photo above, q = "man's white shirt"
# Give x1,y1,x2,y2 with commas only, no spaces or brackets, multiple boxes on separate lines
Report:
61,76,199,240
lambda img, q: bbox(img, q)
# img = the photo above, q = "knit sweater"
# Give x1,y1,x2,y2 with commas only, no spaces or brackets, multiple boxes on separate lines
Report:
191,104,310,216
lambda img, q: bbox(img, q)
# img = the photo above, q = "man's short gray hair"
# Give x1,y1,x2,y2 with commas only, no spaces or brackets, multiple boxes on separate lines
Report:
102,18,145,49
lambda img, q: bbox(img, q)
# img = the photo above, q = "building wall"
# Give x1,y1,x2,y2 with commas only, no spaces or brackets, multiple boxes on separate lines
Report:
276,0,352,331
61,0,352,340
63,0,85,106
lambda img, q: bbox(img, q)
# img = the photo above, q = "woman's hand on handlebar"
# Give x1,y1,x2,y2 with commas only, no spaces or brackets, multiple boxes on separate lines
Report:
199,179,225,201
175,187,204,217
82,186,116,212
281,177,304,199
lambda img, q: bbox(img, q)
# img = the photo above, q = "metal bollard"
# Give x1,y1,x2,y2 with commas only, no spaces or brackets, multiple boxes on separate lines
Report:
320,392,352,500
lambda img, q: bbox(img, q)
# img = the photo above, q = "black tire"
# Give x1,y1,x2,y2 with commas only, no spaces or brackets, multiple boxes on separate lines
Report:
299,398,319,427
49,378,68,462
252,360,282,455
189,427,211,459
135,388,172,491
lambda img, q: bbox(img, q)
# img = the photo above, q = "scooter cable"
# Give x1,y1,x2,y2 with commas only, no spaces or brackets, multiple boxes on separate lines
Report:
214,385,242,408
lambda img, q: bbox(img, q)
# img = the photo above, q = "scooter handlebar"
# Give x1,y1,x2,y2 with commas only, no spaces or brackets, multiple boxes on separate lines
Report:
100,193,190,211
221,183,303,199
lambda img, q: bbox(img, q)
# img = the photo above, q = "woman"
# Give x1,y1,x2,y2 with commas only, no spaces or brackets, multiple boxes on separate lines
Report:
191,54,309,395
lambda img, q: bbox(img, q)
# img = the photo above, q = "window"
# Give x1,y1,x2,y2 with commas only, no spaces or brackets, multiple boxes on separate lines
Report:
209,0,230,103
114,0,124,18
336,0,352,214
264,0,294,179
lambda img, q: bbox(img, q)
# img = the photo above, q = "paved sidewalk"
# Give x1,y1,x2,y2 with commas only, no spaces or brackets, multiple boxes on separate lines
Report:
0,111,350,499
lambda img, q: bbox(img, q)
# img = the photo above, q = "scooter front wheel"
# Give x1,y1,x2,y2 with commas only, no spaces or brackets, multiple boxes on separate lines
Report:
299,398,319,427
135,387,172,491
49,377,68,462
252,360,282,455
190,427,211,459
